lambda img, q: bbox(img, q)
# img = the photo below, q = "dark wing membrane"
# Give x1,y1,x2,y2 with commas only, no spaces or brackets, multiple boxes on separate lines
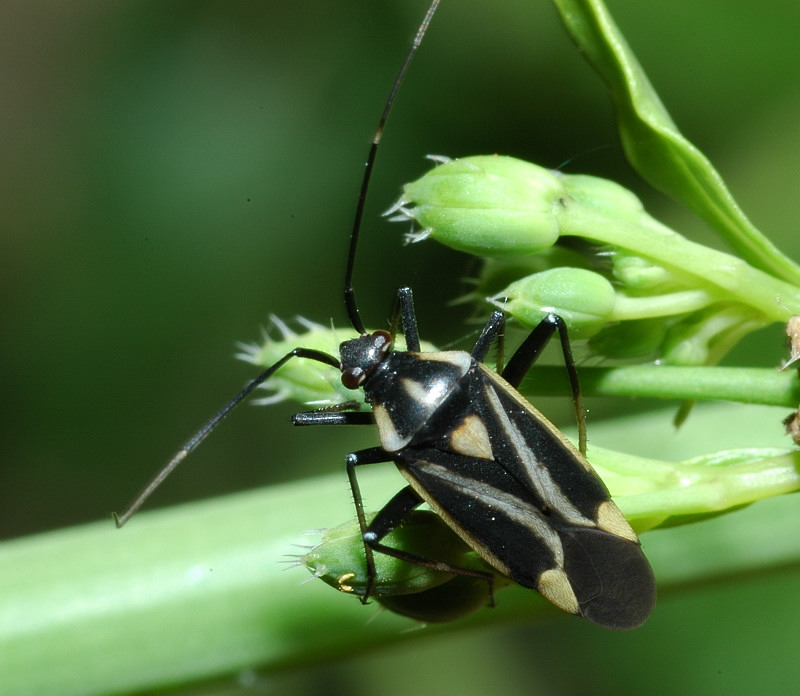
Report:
558,524,656,630
396,366,655,630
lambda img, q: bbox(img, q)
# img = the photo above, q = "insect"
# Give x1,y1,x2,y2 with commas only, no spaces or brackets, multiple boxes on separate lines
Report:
114,0,656,630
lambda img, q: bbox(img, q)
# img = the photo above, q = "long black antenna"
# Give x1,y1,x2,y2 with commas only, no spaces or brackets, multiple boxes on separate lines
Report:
113,2,441,527
113,348,339,527
343,0,440,334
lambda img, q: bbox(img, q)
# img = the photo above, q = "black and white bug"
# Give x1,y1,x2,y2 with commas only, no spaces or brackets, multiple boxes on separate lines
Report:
114,0,656,630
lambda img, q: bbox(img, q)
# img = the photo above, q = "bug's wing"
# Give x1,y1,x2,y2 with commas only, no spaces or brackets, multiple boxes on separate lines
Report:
399,448,654,630
397,366,656,630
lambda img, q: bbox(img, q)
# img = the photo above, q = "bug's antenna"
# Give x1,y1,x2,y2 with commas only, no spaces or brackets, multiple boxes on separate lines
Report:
343,0,440,334
113,347,339,527
113,4,440,527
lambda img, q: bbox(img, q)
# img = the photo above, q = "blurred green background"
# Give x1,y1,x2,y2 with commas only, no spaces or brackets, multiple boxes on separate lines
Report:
2,1,800,694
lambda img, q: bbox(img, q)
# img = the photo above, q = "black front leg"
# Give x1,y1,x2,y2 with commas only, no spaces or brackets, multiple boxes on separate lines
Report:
390,286,421,353
470,312,587,455
471,311,506,367
363,485,424,547
292,409,375,427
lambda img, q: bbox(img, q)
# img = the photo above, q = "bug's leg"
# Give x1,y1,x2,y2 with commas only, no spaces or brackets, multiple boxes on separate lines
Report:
292,410,375,427
364,486,496,606
344,446,394,603
501,313,587,454
390,286,421,352
471,311,506,366
298,400,363,413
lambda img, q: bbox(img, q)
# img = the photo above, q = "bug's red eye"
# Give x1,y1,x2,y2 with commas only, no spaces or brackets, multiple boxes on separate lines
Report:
373,330,392,349
341,367,365,390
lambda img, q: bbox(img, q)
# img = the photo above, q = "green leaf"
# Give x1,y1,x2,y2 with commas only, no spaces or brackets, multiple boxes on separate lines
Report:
551,0,800,285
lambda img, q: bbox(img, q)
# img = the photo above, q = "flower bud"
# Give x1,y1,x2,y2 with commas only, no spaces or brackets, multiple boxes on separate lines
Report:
301,511,507,622
239,318,434,407
559,172,645,223
398,155,567,257
237,317,354,407
302,512,468,597
611,253,682,295
494,267,617,339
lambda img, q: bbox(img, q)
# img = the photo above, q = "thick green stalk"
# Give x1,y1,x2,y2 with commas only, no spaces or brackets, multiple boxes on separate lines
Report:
520,365,800,407
2,404,798,696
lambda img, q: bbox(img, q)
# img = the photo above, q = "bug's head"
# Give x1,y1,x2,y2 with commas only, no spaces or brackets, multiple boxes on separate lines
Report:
339,330,393,390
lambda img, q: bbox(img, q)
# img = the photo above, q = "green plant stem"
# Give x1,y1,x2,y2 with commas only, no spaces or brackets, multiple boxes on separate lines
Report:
555,200,800,320
1,404,798,696
612,290,716,320
520,365,800,407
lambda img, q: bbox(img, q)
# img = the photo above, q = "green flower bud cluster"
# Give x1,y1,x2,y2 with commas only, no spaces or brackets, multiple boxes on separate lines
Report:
391,155,800,364
238,316,436,408
301,511,510,624
590,444,800,533
237,316,360,408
